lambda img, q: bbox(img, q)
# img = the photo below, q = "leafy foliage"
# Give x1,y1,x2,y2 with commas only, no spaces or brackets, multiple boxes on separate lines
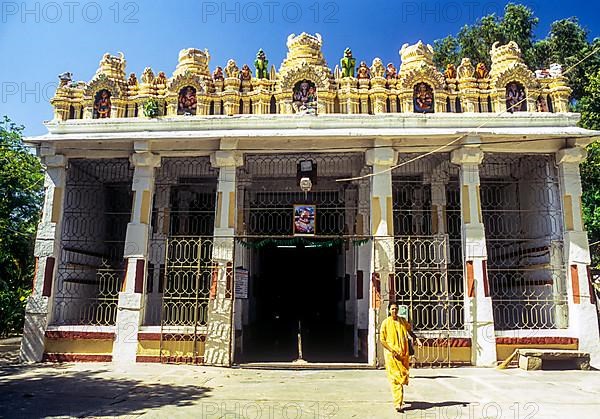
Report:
432,4,600,267
433,36,461,70
0,116,44,337
432,4,539,68
431,4,600,101
578,71,600,267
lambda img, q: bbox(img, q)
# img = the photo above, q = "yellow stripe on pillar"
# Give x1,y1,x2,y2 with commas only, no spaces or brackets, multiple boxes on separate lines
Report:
228,191,235,228
51,187,63,223
564,195,574,231
462,185,471,224
372,197,381,233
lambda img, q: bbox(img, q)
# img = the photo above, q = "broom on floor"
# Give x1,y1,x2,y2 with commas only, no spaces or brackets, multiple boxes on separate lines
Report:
496,349,519,369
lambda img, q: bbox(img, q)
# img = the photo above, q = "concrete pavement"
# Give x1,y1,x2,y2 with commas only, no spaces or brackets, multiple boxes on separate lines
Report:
1,338,599,418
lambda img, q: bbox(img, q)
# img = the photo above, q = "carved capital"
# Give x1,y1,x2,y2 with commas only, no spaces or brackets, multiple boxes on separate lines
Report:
133,140,151,153
366,147,396,167
556,147,587,165
451,147,483,166
211,150,244,168
43,154,67,168
130,152,161,168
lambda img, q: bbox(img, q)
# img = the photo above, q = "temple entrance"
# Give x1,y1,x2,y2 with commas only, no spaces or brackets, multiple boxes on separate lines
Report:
234,152,368,364
239,242,354,363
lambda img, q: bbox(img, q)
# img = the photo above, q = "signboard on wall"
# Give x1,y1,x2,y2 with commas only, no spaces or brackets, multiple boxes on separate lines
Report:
235,268,249,299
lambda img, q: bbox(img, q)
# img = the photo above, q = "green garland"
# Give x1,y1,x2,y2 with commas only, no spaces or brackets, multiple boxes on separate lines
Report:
236,237,371,249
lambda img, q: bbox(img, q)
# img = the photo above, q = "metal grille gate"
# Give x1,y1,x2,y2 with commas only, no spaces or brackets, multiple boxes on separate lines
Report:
392,153,465,366
53,159,133,326
480,154,567,330
140,157,220,364
159,236,218,364
392,236,465,366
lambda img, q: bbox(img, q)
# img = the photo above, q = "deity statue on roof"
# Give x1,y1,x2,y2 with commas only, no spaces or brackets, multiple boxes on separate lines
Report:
254,49,269,79
475,63,488,79
240,64,252,81
535,68,551,79
292,80,317,114
141,67,155,84
213,66,224,81
414,82,434,113
225,60,239,78
58,72,73,87
340,48,356,78
154,71,167,86
386,63,397,80
549,63,562,77
370,58,385,78
506,82,526,112
357,61,370,79
536,95,549,112
178,86,197,115
444,63,457,79
93,89,111,118
457,58,475,79
128,73,138,86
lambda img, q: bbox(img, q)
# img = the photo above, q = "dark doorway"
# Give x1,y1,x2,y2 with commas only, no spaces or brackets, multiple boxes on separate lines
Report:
241,242,354,362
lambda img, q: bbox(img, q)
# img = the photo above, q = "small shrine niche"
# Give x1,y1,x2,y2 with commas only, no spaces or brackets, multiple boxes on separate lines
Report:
292,80,317,114
178,86,197,115
536,94,552,112
93,89,112,119
413,82,434,113
506,81,526,112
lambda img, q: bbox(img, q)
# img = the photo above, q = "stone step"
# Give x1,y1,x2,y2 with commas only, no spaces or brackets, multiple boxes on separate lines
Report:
518,348,591,371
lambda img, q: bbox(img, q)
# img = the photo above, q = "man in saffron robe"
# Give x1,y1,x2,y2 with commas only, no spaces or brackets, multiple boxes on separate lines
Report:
380,303,422,413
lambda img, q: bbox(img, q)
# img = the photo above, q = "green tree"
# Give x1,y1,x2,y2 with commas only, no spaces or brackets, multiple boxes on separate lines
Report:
547,18,593,100
499,3,539,65
432,4,600,266
0,116,44,336
433,4,539,69
456,14,503,67
578,71,600,267
433,35,460,70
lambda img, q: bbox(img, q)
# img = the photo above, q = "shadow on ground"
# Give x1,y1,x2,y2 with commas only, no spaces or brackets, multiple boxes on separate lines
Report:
0,365,211,418
405,400,469,412
0,339,20,367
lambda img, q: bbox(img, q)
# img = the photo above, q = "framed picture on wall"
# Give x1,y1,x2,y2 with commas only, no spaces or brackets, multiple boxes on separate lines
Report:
293,205,316,236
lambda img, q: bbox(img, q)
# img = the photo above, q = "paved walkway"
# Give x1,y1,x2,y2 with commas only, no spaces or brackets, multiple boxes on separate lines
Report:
1,338,599,418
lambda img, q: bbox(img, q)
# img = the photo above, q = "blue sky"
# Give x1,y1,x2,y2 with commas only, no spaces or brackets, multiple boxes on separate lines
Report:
1,0,599,136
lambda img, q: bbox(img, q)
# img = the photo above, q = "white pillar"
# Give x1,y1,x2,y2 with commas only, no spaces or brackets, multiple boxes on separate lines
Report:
451,146,497,366
20,153,67,362
429,171,449,236
355,167,372,363
428,170,451,329
204,150,243,366
366,141,396,367
556,147,600,368
112,149,161,364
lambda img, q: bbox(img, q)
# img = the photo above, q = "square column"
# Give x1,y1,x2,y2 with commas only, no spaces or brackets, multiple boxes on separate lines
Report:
451,146,497,366
204,150,243,366
366,142,396,367
355,167,372,362
20,154,67,362
556,147,600,367
112,149,161,364
428,170,449,236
